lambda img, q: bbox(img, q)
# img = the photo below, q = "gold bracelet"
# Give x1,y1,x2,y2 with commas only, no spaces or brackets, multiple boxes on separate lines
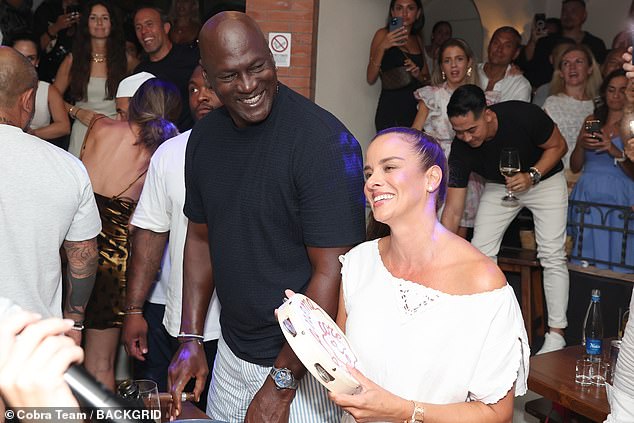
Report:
369,56,381,69
69,106,78,119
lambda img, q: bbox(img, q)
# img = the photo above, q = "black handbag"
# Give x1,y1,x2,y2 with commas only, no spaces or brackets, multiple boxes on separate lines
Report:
380,65,415,90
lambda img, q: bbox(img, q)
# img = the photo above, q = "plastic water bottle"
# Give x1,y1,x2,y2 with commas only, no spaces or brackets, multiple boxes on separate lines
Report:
583,289,603,361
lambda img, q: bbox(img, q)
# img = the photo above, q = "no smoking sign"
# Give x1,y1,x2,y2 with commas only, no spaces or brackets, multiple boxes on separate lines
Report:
268,32,292,67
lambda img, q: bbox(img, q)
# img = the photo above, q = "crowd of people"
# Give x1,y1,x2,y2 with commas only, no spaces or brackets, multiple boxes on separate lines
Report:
0,0,633,422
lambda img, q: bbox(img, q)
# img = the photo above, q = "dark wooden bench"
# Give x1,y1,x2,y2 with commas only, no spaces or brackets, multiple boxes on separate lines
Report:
498,247,545,347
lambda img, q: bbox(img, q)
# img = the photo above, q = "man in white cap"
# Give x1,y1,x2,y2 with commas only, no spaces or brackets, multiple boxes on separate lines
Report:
115,71,155,121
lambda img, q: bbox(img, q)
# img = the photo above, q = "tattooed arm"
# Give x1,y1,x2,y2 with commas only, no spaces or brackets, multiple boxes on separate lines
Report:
62,237,98,345
122,228,169,360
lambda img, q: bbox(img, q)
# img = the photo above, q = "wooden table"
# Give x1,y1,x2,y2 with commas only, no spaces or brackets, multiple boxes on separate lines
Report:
161,401,211,421
528,345,610,422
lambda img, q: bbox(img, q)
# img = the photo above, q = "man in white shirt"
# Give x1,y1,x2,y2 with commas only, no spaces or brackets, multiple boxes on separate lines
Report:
122,64,222,411
478,26,532,102
0,46,101,346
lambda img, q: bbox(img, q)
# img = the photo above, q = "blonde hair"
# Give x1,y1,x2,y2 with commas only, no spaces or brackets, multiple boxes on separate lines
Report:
128,79,181,151
549,44,601,99
431,38,480,87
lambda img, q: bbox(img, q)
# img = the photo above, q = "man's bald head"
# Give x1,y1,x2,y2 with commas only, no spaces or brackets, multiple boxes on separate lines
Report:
199,11,269,59
197,12,278,128
0,46,37,109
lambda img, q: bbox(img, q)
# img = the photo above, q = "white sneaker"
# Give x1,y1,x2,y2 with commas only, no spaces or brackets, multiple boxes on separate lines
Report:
536,331,566,355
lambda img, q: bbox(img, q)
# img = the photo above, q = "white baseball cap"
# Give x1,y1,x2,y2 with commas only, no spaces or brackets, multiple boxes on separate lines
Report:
116,72,155,98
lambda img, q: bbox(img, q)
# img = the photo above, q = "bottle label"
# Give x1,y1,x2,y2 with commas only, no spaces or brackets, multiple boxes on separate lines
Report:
586,338,602,355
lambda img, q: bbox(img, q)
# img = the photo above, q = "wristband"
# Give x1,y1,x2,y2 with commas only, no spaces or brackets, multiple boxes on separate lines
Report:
615,149,627,165
123,311,143,316
177,333,204,340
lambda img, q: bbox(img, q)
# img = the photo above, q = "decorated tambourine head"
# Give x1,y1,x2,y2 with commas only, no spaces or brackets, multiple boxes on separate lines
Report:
276,293,361,394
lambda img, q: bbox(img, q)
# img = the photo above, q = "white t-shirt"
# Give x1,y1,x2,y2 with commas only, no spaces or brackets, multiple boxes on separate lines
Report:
543,94,594,169
131,130,221,341
477,63,532,103
340,240,529,422
0,125,101,318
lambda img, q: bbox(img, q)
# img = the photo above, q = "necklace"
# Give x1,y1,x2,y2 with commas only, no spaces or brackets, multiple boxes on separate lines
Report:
91,53,106,63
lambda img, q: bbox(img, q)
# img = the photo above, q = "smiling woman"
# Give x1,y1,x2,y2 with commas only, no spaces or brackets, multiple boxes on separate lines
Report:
53,0,126,157
334,127,529,423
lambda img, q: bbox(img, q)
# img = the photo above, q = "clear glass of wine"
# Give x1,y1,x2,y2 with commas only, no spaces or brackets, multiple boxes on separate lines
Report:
499,148,521,206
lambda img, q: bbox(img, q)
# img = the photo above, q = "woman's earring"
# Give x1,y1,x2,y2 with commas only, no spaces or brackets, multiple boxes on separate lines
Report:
441,71,446,81
467,67,472,77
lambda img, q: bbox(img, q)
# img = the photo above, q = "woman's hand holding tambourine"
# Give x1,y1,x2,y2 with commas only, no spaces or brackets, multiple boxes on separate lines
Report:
329,366,411,423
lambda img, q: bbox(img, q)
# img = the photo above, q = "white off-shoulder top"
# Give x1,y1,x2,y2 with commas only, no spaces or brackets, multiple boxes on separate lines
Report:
339,239,529,422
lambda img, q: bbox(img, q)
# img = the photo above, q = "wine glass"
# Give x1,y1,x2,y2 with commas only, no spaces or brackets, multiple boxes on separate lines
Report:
136,380,161,423
499,148,521,206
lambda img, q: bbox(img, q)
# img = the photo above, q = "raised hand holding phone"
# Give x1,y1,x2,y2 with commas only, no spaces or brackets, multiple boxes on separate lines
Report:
388,16,407,46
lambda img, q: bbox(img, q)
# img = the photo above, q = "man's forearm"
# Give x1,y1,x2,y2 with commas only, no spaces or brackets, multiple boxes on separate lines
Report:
126,228,169,308
62,238,98,320
441,209,461,234
533,145,567,175
273,246,352,379
180,222,214,335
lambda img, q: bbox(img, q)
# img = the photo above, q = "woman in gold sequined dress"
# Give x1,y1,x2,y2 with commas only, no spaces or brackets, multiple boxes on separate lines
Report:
80,78,181,389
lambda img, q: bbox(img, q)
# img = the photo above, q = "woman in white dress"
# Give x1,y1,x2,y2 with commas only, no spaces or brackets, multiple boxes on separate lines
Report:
543,44,601,184
53,0,127,157
331,127,529,423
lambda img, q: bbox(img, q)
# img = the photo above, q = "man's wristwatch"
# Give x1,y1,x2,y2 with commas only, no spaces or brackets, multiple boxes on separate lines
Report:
269,366,298,390
528,166,542,185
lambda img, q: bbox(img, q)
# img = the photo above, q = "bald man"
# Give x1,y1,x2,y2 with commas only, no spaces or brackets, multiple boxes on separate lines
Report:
168,12,365,423
0,46,101,346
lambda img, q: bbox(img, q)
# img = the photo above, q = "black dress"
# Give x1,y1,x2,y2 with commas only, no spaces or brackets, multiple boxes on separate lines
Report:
375,47,424,131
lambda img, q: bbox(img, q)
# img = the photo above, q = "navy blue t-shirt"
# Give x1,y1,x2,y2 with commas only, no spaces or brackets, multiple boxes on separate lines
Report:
184,83,366,365
448,101,564,188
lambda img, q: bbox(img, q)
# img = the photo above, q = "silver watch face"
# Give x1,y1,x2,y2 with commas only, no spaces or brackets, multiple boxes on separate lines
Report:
272,368,295,389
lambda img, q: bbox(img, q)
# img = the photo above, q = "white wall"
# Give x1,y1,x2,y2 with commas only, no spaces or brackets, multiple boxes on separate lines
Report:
314,0,386,152
314,0,631,154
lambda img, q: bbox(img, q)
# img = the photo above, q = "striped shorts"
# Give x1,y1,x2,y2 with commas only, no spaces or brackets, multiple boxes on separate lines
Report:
207,335,342,423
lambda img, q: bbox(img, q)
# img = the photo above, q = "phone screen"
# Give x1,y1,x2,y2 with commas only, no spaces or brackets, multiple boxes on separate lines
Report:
389,17,403,33
584,120,601,134
534,13,546,35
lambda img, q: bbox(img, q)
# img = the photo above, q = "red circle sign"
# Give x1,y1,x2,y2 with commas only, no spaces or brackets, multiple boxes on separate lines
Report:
271,34,289,53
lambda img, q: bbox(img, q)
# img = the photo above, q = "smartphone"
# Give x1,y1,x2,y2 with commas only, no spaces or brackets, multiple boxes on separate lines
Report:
389,16,403,33
534,13,546,36
584,119,601,136
66,4,80,18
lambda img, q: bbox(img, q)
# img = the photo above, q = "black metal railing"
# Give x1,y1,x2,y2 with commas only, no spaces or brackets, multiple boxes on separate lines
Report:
567,200,634,271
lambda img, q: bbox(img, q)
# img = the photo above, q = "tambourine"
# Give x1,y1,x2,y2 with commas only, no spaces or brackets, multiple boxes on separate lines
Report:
276,294,360,394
